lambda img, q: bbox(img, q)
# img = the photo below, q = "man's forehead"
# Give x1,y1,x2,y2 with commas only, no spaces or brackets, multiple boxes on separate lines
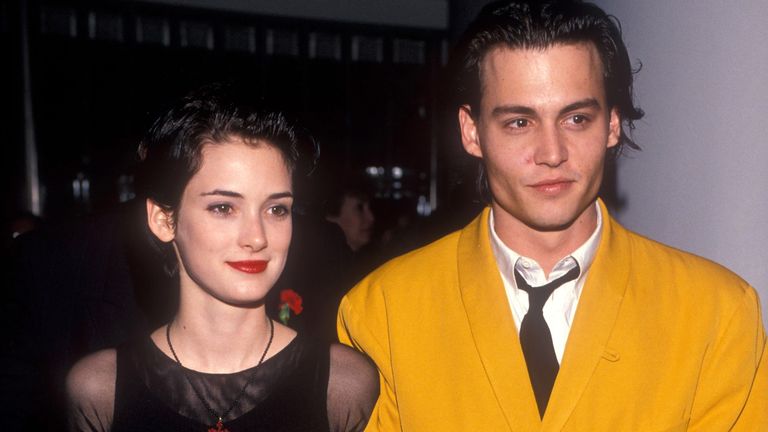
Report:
477,42,607,105
480,41,603,75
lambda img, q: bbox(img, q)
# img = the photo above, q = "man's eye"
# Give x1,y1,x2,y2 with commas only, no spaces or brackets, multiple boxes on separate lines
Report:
508,118,530,128
567,114,589,125
207,204,233,215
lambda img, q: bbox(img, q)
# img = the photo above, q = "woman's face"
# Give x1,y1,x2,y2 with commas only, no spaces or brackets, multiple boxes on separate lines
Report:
167,137,293,306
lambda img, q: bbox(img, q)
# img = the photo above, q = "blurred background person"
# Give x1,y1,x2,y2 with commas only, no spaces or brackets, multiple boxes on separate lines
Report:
324,181,375,254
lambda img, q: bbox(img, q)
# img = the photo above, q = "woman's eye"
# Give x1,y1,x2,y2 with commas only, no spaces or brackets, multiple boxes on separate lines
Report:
269,205,291,217
207,204,233,215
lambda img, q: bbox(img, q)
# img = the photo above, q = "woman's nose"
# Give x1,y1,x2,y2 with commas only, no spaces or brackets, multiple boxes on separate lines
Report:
239,217,268,251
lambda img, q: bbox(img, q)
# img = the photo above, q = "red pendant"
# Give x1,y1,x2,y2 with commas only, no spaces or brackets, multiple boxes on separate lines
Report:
208,419,229,432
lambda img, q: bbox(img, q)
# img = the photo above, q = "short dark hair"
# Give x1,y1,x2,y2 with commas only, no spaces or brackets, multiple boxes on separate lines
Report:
453,0,643,155
136,83,315,274
137,83,311,215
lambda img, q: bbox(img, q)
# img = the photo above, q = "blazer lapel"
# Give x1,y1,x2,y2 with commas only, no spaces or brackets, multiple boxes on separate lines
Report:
458,208,542,431
542,201,631,430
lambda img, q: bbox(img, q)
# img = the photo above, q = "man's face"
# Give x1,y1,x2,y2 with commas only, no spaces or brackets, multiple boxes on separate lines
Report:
459,43,620,232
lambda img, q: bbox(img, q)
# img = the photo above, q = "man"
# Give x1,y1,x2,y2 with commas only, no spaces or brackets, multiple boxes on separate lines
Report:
337,1,767,430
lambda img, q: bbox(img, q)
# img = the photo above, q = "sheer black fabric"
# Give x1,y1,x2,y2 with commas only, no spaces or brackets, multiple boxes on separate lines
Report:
67,333,378,432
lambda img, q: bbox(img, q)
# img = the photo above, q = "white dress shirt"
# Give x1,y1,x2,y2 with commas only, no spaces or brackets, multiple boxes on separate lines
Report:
489,202,602,364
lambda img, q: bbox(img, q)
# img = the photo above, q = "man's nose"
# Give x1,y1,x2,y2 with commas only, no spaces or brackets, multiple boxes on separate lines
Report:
533,125,568,167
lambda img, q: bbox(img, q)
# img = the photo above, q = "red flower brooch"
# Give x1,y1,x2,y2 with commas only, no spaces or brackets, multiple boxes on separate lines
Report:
279,289,303,325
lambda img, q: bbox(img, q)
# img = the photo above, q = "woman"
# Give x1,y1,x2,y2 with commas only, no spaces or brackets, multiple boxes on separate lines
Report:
66,85,379,431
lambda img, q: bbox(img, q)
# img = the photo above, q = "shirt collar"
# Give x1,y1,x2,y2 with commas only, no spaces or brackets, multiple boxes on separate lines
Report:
489,201,603,288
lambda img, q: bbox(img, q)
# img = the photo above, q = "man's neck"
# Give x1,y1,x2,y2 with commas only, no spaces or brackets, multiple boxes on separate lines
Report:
492,202,599,277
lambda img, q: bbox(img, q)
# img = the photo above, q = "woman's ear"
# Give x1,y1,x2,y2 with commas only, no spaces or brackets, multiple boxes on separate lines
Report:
146,198,175,242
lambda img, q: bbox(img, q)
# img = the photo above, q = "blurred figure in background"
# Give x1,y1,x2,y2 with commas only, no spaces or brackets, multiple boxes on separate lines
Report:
6,211,43,241
324,182,375,253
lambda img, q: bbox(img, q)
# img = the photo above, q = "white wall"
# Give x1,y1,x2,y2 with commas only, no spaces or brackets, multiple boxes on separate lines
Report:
592,0,768,320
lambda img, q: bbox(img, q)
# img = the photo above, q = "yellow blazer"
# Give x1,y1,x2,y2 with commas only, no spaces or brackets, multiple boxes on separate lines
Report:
338,202,767,431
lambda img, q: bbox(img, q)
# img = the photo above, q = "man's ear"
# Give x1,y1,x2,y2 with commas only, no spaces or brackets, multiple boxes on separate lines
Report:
458,105,483,158
607,107,621,149
146,198,175,243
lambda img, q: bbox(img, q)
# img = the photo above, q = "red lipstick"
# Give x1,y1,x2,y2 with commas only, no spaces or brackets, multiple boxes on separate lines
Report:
226,260,268,274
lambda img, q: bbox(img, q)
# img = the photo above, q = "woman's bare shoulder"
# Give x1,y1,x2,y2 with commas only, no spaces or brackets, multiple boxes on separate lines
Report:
66,349,117,432
326,343,379,432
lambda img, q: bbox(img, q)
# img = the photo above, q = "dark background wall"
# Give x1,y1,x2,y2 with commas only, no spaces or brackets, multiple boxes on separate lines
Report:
4,0,469,228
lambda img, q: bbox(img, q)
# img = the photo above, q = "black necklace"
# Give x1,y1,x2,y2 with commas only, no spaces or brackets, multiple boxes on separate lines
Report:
166,318,275,432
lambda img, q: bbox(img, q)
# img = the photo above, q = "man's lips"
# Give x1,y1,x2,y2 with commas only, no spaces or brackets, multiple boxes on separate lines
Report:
226,260,268,274
529,178,574,194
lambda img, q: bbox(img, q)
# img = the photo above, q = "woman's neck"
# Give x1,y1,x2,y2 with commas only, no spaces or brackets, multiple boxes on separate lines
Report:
150,279,277,372
150,273,299,373
167,304,272,373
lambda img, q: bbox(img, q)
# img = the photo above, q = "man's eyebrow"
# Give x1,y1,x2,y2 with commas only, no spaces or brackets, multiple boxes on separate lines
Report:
490,98,602,118
200,190,243,198
560,98,601,115
491,105,537,117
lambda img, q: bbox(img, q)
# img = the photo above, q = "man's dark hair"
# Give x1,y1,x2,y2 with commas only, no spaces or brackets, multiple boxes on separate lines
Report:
453,0,644,194
135,83,316,274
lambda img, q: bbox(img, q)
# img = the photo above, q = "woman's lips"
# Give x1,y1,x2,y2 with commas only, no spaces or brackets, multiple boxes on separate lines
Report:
226,260,268,274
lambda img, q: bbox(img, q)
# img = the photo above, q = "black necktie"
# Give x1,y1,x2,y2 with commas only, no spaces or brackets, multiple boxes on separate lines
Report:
515,264,580,418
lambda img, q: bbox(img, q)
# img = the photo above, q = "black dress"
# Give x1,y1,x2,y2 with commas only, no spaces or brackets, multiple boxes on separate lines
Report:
67,334,379,432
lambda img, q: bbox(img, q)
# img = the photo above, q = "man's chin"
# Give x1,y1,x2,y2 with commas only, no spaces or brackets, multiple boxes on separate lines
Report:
523,217,577,233
526,205,594,232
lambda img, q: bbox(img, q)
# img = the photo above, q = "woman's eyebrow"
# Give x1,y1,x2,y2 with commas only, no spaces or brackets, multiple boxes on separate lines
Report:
200,190,243,198
200,190,293,200
268,192,293,200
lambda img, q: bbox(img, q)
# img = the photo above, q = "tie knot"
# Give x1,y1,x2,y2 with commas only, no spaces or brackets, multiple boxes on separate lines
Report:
514,264,580,309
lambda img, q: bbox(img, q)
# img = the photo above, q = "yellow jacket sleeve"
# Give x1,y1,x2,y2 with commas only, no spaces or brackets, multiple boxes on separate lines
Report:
338,286,402,432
